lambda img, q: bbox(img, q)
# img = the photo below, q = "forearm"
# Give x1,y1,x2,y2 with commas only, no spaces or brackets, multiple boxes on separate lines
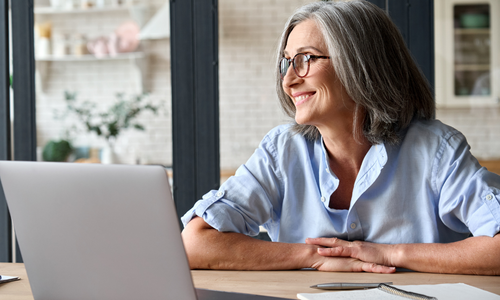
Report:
181,217,317,270
392,234,500,275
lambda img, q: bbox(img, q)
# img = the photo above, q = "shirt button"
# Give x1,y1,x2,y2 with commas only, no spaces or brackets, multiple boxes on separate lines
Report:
216,191,223,197
326,168,330,173
486,194,494,201
321,196,326,202
350,223,357,229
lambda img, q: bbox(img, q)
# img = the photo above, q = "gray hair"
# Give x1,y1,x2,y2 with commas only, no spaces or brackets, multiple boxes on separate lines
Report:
275,0,435,145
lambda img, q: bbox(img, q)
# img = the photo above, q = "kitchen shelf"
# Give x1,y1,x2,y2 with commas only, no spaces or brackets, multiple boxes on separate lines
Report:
35,52,145,61
34,4,151,94
34,4,149,28
454,64,490,71
454,28,490,35
435,0,499,107
36,52,148,94
34,5,131,14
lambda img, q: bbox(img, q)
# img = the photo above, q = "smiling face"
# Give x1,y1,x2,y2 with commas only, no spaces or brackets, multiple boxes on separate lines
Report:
282,19,356,133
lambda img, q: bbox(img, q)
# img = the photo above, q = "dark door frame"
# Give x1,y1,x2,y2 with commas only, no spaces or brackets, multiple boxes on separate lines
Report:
0,0,12,263
0,0,37,262
368,0,435,93
170,0,220,219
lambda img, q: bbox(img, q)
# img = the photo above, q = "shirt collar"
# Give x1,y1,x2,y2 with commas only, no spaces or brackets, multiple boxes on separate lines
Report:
319,136,388,170
319,136,388,206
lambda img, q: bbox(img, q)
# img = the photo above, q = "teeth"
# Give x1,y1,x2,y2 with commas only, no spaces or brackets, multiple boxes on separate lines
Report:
295,95,309,102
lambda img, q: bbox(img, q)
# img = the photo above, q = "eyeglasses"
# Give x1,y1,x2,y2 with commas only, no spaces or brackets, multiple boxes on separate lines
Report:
279,53,330,79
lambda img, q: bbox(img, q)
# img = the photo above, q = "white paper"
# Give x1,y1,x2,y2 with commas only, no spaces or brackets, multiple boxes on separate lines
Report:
297,283,500,300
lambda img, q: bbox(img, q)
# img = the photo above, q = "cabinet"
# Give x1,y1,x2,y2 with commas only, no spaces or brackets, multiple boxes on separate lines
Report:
34,4,149,93
435,0,500,107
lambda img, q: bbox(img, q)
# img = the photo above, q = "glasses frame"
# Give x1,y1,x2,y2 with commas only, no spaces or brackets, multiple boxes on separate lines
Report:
279,53,331,79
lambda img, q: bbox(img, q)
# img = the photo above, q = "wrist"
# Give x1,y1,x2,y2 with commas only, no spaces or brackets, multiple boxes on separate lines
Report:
389,243,406,268
301,244,322,269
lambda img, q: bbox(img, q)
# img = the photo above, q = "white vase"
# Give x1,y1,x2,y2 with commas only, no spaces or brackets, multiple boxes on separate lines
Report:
49,0,64,8
36,37,51,58
95,0,105,8
101,145,117,164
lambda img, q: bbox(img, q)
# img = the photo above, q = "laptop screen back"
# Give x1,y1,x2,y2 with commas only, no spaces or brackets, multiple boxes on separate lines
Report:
0,161,197,300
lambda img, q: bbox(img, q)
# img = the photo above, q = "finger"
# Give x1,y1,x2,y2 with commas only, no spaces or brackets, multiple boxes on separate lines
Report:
305,237,349,247
313,257,363,272
314,257,395,273
317,246,353,257
360,262,396,274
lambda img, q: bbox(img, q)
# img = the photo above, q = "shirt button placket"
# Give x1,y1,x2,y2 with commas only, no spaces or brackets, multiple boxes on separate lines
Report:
347,208,362,240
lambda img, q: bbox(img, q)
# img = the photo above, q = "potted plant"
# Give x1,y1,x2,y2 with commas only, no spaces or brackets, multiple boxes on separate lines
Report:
42,139,73,162
55,91,162,163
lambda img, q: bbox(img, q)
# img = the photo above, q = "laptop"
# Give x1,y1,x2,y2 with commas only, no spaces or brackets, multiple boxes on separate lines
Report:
0,161,287,300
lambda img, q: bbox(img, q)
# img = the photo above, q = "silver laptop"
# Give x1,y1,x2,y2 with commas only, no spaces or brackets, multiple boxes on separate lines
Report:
0,161,286,300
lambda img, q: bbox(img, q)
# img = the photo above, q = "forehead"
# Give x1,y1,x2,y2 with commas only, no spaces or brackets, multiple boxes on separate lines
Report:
284,19,327,55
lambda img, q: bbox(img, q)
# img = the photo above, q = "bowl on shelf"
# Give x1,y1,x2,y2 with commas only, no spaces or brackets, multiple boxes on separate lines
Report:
460,13,489,28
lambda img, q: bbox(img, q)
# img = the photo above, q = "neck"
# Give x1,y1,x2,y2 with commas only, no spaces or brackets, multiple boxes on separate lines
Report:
322,130,371,171
316,113,371,173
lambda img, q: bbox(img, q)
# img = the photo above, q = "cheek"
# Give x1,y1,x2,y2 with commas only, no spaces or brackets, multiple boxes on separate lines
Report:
283,88,293,100
313,67,340,92
325,75,343,95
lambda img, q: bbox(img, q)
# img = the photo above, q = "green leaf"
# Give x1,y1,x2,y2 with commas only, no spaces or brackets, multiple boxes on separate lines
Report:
133,124,145,131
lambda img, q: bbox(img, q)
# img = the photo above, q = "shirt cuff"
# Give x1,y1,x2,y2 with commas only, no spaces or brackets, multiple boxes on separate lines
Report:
180,190,224,228
468,190,500,237
180,189,261,236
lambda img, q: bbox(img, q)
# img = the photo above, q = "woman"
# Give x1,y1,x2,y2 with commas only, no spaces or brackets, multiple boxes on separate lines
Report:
181,0,500,275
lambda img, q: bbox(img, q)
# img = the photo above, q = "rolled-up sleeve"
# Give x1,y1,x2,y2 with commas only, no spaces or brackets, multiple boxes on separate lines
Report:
435,131,500,237
181,127,285,236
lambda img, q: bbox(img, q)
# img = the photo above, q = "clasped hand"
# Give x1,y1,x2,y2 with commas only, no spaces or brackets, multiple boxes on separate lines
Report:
305,237,397,273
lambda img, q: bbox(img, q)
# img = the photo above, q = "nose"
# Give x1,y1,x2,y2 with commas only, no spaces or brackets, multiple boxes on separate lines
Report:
282,67,302,89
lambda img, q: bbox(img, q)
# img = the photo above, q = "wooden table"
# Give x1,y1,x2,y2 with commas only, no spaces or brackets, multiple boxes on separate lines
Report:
1,263,499,299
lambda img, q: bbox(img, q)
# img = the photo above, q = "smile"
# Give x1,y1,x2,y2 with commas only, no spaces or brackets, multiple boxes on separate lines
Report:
294,92,315,106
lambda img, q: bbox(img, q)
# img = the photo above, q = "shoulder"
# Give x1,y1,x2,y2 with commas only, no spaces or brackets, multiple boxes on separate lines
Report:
261,123,311,149
404,119,466,148
400,120,476,179
262,123,295,141
408,119,460,137
257,123,318,165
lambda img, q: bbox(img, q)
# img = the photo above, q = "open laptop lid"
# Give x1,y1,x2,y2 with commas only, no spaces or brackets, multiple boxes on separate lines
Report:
0,161,196,300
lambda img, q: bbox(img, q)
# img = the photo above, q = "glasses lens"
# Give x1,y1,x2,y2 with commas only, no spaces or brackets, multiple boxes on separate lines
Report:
280,58,289,78
294,54,308,77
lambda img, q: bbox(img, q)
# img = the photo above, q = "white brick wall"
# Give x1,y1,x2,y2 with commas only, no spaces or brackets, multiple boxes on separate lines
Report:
436,107,500,160
218,0,317,169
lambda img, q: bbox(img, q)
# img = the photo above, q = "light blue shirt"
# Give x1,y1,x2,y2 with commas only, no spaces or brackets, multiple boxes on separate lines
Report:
181,120,500,244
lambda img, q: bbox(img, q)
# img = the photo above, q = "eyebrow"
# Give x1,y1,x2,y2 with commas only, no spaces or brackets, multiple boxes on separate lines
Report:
283,46,325,56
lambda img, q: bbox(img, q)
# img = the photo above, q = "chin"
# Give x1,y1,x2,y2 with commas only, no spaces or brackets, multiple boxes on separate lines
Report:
294,116,311,126
294,109,310,122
